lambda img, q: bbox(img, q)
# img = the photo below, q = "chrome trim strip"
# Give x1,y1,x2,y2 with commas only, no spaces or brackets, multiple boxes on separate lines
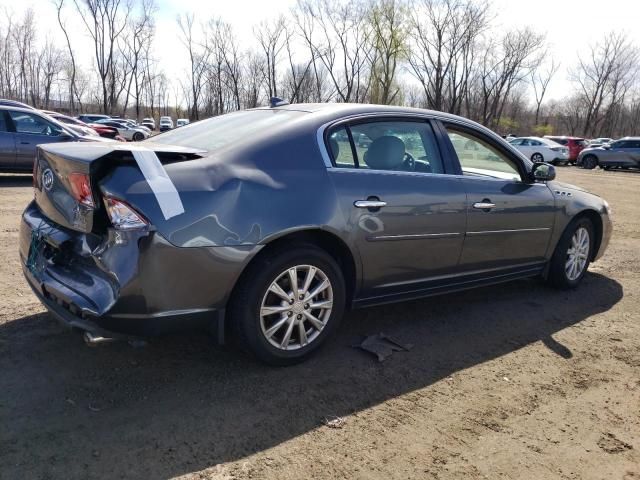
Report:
466,227,551,236
367,232,462,242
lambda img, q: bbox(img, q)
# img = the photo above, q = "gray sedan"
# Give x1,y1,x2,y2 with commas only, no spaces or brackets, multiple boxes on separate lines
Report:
578,137,640,170
0,106,104,172
19,103,612,365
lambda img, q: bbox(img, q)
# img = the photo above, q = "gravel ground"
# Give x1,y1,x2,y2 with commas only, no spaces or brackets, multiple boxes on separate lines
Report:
0,168,638,480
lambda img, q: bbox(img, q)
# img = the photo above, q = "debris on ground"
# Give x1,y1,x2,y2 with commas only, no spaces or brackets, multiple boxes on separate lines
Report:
352,333,413,362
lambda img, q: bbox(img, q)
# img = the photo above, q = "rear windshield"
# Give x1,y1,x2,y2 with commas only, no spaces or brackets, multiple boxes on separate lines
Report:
150,109,306,151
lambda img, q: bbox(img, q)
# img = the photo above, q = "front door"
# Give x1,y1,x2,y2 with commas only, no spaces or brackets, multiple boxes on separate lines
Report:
0,111,16,169
326,119,467,302
441,123,556,272
8,110,71,170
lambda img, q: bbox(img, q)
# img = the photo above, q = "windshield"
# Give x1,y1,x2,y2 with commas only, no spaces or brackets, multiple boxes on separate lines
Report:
150,109,307,151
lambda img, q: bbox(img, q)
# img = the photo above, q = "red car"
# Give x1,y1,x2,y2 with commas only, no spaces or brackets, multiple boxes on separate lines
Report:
544,136,588,163
88,123,126,142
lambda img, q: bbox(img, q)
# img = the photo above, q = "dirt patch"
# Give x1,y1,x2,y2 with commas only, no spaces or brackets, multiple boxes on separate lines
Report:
1,169,639,479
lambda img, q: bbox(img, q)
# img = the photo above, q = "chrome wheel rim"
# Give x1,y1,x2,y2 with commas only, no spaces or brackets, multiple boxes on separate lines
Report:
565,227,590,281
260,265,333,351
532,153,543,162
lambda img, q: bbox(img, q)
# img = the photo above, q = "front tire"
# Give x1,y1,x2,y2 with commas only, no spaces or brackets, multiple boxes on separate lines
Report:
133,132,144,141
229,244,345,365
531,153,544,162
582,155,598,169
547,218,594,289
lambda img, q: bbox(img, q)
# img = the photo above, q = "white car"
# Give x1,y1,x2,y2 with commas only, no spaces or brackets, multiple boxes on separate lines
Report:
508,136,569,165
159,116,174,132
141,117,155,130
176,118,190,127
94,119,150,141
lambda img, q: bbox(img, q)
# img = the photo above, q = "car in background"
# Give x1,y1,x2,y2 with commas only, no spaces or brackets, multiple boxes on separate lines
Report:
544,136,588,164
77,114,110,124
87,123,125,141
18,103,611,364
176,118,189,127
41,111,99,138
111,118,152,135
0,105,113,172
508,136,569,165
93,119,150,141
577,137,640,170
159,116,173,132
589,137,613,147
141,117,155,130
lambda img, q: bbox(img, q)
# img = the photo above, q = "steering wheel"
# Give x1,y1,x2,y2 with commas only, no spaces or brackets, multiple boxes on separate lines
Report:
401,152,416,171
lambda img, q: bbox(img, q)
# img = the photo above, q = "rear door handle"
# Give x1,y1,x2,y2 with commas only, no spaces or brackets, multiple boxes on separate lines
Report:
473,201,496,210
354,200,387,209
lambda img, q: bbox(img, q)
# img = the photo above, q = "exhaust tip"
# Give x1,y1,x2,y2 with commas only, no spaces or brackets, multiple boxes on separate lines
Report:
83,331,114,346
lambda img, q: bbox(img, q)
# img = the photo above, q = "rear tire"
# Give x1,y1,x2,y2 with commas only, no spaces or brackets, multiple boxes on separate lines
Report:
133,132,144,141
229,244,345,366
547,218,594,289
582,155,598,169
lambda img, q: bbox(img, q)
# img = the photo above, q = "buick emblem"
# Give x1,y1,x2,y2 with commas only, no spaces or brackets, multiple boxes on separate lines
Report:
42,168,54,191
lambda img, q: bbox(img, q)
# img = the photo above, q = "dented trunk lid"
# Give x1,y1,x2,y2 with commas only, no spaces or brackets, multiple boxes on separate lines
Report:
33,142,206,234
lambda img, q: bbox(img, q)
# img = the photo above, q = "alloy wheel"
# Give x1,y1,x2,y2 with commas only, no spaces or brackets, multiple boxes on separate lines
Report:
565,227,590,281
259,264,333,351
532,153,543,162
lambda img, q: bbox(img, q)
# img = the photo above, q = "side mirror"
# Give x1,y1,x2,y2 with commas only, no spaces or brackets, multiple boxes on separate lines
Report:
531,162,556,182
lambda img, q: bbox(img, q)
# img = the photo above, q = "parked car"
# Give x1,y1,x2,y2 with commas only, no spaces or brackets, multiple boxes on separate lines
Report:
87,123,125,141
40,111,99,137
19,103,612,365
589,137,613,146
0,106,113,172
159,116,174,132
93,119,150,141
0,99,34,109
508,136,569,165
544,136,588,164
176,118,190,127
107,118,152,135
77,114,110,124
141,117,156,130
577,137,640,170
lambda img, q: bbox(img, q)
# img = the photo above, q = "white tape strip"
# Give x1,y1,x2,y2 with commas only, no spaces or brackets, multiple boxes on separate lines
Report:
130,148,185,220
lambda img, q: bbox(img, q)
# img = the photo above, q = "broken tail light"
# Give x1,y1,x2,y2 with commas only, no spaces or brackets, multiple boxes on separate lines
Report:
68,172,95,208
104,197,149,230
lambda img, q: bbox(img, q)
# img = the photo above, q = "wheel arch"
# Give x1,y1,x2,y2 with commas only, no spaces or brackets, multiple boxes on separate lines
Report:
229,228,359,311
558,209,603,262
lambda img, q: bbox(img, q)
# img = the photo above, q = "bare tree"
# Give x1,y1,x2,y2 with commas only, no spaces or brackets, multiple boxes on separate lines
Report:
254,16,287,99
177,13,210,119
531,57,559,125
366,0,407,105
72,0,133,113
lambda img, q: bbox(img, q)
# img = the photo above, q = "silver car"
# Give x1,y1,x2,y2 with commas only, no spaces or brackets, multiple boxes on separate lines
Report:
578,137,640,170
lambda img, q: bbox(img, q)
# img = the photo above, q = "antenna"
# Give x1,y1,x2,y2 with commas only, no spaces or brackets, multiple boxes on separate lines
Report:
270,97,290,108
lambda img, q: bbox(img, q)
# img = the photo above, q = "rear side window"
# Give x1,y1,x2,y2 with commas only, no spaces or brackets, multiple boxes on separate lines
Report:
327,120,444,174
0,112,8,132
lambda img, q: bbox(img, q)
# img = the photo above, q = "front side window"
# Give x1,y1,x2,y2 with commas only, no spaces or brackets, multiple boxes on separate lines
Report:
9,111,63,136
328,120,444,174
446,127,521,181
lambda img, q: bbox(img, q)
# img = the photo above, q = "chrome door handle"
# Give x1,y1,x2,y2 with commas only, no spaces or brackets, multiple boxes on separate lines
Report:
354,200,387,209
473,201,496,209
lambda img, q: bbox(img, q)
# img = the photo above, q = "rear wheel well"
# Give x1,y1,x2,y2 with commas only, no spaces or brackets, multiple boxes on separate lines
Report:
231,229,357,308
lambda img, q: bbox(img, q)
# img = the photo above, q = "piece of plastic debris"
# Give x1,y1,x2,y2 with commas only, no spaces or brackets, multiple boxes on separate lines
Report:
323,416,346,429
352,333,413,362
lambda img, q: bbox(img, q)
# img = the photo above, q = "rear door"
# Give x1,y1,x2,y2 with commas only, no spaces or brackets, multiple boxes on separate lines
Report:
8,110,73,171
326,118,467,302
0,110,16,169
440,122,556,272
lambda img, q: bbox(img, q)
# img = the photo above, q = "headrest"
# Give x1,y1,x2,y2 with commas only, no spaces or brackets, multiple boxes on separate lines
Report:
363,136,405,170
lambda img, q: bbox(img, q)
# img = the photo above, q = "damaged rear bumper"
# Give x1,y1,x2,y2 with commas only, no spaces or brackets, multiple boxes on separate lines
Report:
20,201,261,340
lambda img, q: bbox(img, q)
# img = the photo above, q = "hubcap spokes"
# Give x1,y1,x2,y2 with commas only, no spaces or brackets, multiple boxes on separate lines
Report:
565,227,590,281
260,265,333,351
